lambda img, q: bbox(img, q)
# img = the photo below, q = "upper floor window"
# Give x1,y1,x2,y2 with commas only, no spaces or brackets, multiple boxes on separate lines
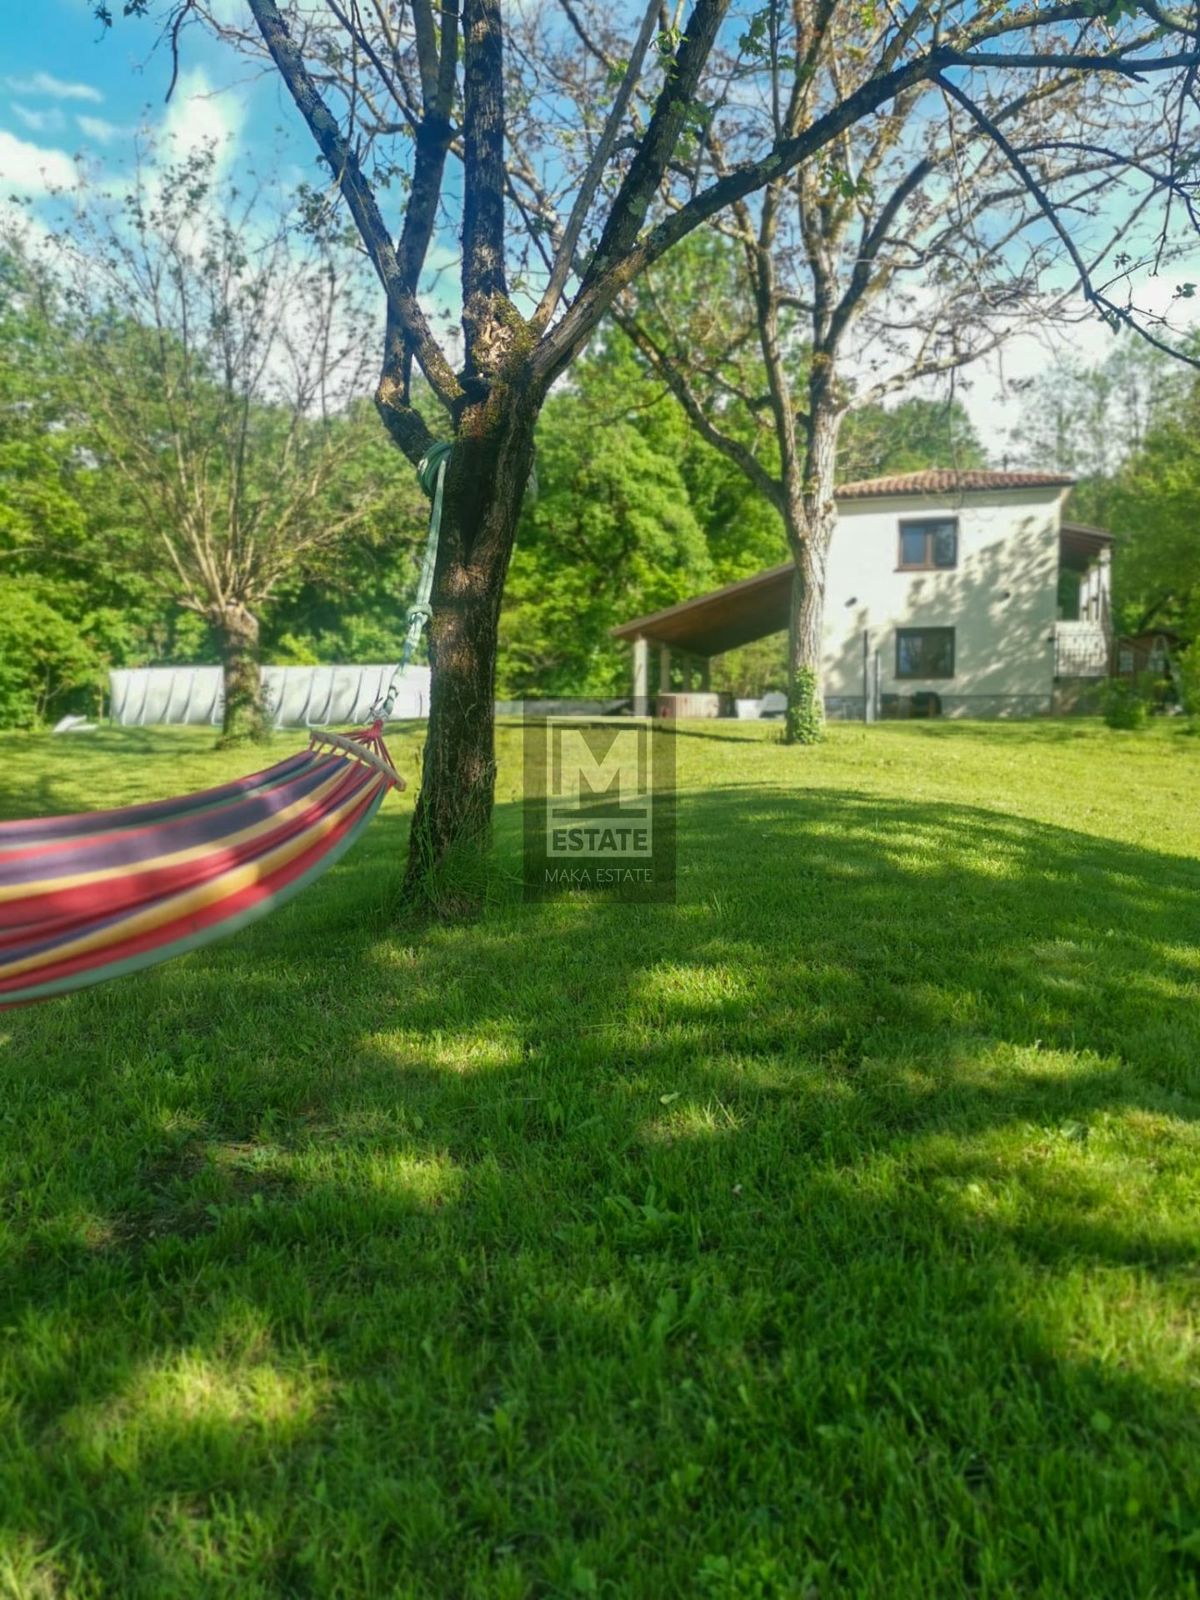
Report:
898,518,957,571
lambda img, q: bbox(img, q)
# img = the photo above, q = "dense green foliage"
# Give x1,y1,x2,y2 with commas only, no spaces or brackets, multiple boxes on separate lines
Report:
0,582,105,728
1012,338,1200,643
2,719,1199,1595
1106,374,1200,641
839,396,987,480
0,249,163,725
497,334,780,697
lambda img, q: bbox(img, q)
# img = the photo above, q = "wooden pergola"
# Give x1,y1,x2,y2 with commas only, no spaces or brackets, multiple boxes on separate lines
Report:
611,564,793,711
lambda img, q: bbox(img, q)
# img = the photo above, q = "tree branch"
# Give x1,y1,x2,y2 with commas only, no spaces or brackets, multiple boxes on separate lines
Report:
615,306,785,512
246,0,462,415
578,0,731,299
532,0,662,333
937,71,1200,371
461,0,508,374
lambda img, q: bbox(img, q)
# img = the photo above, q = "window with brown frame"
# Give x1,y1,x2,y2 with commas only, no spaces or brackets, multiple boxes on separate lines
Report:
896,627,955,679
898,518,958,570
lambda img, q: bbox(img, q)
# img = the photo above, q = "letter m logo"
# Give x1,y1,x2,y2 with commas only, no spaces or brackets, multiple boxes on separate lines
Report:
546,721,651,853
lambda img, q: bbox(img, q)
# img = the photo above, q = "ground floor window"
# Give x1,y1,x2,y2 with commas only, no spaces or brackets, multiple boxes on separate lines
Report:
896,627,955,679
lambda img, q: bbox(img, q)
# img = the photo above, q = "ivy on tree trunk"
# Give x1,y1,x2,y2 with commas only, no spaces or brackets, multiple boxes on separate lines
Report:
214,603,268,745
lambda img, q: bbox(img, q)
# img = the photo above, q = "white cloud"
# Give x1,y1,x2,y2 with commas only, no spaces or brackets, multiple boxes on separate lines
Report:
0,129,79,195
5,72,103,104
76,114,124,145
12,104,68,135
158,67,245,168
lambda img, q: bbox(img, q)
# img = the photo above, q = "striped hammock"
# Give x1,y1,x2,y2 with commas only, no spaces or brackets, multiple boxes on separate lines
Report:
0,725,402,1009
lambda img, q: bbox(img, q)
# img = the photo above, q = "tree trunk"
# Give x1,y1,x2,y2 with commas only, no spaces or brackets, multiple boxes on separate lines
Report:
782,403,840,745
402,392,539,908
782,496,835,746
213,602,268,744
785,541,828,744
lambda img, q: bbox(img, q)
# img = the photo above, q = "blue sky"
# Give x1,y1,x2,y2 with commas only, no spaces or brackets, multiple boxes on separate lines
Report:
0,1,309,200
2,2,477,365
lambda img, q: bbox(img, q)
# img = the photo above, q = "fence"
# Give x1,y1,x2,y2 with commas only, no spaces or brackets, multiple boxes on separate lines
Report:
108,664,431,728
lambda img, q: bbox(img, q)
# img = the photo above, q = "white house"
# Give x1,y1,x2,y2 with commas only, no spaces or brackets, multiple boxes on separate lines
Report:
612,469,1113,719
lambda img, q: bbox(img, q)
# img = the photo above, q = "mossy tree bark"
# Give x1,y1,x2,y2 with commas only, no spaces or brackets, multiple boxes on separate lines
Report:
781,402,840,746
785,558,826,745
213,602,268,744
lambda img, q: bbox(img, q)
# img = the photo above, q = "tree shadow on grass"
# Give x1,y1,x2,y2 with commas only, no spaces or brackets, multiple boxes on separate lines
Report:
2,786,1200,1596
658,723,782,745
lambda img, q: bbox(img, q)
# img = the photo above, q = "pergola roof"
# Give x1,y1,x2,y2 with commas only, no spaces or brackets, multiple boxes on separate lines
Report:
612,563,794,656
1059,520,1114,569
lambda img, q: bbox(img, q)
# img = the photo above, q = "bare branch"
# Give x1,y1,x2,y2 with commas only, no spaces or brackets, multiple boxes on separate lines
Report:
614,307,785,511
246,0,462,414
461,0,510,373
937,71,1200,370
532,0,662,332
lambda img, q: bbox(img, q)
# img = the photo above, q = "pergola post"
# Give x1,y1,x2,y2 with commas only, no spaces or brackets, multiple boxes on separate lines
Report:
632,635,649,716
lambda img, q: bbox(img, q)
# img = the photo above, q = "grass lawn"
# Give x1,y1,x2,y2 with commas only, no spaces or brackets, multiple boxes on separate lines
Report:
2,718,1200,1598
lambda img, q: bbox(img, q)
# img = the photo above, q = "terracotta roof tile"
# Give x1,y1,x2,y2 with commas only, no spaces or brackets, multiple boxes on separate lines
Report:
836,469,1074,499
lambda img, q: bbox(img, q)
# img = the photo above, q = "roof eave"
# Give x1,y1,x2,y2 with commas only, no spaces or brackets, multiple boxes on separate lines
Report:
835,479,1076,503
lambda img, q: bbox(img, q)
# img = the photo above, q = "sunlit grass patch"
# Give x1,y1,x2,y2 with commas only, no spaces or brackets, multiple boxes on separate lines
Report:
61,1352,325,1464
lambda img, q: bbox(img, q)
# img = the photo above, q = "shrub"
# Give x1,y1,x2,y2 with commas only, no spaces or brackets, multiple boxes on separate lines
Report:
1177,646,1200,727
0,581,104,728
1100,677,1148,730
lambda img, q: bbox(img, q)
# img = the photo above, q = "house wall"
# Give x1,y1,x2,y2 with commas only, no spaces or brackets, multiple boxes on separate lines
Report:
821,489,1063,719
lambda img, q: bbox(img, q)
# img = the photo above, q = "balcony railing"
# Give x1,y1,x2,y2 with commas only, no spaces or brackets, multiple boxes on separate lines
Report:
1054,620,1111,679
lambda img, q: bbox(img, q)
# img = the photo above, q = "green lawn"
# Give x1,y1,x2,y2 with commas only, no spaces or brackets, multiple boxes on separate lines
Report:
2,719,1199,1598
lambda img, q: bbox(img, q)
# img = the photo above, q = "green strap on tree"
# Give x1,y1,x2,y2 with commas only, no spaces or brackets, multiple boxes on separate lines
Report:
375,440,452,720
